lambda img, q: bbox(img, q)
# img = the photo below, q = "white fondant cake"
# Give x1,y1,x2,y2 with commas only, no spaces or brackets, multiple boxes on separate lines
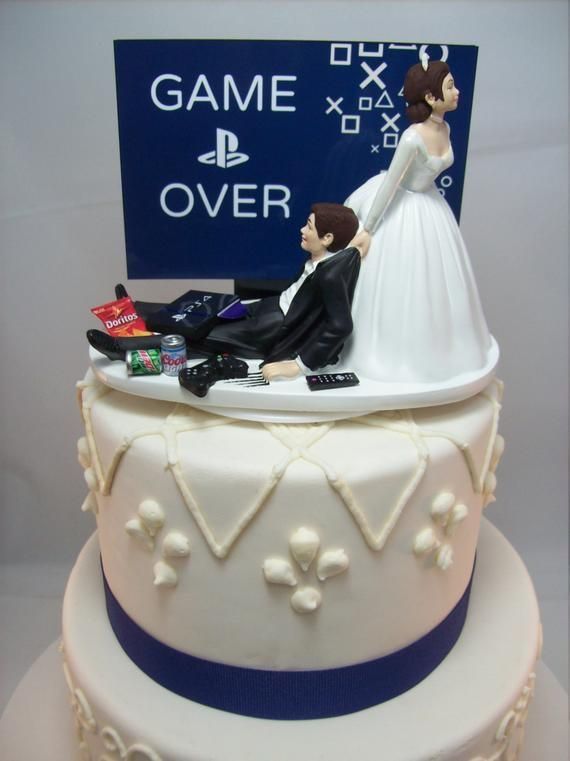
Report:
76,370,504,670
57,366,541,758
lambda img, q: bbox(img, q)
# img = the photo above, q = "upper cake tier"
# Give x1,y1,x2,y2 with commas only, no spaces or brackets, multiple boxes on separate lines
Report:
77,369,504,678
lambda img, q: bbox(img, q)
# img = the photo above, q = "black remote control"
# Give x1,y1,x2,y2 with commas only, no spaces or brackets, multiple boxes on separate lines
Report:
306,372,360,391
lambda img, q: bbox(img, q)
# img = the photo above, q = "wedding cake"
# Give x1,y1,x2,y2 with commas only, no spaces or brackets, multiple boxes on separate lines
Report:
58,54,541,761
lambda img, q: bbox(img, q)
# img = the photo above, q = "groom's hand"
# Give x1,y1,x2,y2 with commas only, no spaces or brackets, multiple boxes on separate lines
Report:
262,360,302,382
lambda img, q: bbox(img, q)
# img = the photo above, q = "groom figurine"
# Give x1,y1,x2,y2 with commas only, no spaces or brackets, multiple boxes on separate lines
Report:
88,203,360,381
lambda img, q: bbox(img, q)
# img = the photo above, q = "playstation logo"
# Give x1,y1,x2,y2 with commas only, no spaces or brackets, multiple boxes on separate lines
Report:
197,128,249,168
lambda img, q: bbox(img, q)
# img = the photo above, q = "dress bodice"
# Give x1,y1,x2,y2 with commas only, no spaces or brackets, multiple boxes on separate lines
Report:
399,128,454,192
364,125,454,233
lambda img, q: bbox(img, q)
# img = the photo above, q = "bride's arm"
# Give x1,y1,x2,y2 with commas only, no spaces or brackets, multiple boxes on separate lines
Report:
363,131,417,235
349,131,417,257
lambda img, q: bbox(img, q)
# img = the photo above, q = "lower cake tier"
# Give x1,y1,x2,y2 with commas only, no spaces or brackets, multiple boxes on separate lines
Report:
61,519,541,761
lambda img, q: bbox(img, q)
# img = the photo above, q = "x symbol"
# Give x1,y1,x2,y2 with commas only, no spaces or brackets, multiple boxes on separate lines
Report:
381,113,401,132
371,145,380,153
359,62,387,90
325,96,344,115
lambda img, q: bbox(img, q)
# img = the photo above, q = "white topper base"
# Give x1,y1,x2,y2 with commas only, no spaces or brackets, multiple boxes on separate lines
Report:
3,519,545,761
90,336,499,422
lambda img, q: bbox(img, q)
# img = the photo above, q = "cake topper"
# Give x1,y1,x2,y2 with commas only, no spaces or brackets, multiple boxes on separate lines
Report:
87,61,499,417
344,60,494,385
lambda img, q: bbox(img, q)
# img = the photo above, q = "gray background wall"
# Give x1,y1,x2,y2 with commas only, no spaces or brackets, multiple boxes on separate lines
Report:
1,0,567,707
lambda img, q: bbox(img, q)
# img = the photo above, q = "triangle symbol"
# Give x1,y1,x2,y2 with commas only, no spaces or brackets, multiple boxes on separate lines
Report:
375,90,394,108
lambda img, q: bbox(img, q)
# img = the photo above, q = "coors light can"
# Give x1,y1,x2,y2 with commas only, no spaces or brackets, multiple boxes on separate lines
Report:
160,335,187,377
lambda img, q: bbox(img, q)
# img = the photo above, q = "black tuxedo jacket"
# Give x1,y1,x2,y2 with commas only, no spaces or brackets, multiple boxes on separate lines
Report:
201,247,361,371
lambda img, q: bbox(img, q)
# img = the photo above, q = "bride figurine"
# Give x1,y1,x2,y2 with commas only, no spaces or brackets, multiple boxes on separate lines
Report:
343,57,494,384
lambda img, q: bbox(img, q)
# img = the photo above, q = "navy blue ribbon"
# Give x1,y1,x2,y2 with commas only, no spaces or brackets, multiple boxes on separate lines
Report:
103,561,474,720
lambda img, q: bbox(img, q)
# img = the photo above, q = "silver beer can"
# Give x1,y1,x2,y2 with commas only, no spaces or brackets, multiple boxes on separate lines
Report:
160,334,187,377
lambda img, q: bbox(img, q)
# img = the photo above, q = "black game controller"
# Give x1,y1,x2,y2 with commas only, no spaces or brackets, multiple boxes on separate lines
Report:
178,353,249,397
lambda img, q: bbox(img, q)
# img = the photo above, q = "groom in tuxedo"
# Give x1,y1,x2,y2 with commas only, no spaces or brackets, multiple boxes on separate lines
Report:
88,203,360,381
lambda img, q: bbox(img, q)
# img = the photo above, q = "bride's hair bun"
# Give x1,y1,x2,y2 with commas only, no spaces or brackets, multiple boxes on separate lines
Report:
406,101,432,124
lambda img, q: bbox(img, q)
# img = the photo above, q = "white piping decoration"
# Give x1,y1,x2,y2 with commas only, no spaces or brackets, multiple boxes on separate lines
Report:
469,670,537,761
137,500,165,536
162,531,191,558
448,502,469,533
124,499,191,588
78,374,502,560
435,544,454,571
317,549,350,581
482,433,505,508
263,558,298,586
62,646,97,759
77,436,91,469
431,492,455,524
76,427,99,515
291,586,322,614
153,561,178,588
413,527,439,555
77,377,111,491
84,467,99,492
125,517,154,552
169,453,280,559
60,643,163,761
78,377,235,498
264,527,349,614
431,379,503,494
81,493,98,516
100,726,163,761
345,411,430,550
290,526,320,571
414,491,469,571
362,378,503,496
267,414,429,553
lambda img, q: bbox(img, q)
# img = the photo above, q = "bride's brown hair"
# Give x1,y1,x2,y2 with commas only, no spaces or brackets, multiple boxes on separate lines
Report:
404,61,450,124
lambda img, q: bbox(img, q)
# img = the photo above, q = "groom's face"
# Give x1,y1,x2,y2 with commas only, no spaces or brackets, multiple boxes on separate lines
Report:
300,214,329,257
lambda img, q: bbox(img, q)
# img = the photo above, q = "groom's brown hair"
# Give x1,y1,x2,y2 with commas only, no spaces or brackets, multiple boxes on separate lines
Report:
311,203,358,252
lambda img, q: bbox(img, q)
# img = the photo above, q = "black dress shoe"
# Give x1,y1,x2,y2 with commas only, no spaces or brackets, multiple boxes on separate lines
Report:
115,283,129,300
87,329,165,361
87,330,126,361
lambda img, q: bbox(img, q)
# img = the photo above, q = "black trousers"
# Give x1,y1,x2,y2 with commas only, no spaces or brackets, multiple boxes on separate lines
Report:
128,296,285,361
196,296,284,359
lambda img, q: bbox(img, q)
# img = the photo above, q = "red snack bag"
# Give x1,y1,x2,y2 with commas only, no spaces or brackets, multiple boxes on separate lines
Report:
91,297,152,337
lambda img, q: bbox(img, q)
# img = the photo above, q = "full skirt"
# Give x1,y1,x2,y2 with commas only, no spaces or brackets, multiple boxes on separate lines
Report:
342,174,492,383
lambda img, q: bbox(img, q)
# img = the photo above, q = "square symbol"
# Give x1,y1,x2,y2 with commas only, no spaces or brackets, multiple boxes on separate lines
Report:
383,132,399,148
342,115,361,134
359,97,373,111
358,43,384,58
330,43,352,66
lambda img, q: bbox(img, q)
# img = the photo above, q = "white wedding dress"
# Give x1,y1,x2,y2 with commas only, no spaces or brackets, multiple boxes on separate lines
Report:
342,125,492,384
